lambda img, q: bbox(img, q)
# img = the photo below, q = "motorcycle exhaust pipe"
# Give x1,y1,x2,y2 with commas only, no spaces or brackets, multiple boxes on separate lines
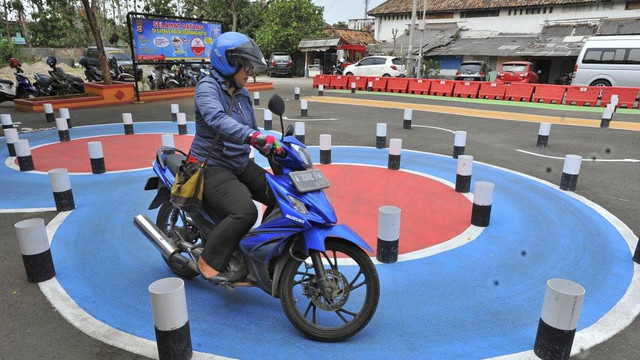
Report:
133,214,193,269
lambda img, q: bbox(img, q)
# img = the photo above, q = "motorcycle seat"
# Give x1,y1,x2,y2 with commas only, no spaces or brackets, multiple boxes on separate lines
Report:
166,154,187,175
0,78,14,85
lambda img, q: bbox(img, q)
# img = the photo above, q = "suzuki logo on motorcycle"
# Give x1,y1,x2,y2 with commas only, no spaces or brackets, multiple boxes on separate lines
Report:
285,214,305,224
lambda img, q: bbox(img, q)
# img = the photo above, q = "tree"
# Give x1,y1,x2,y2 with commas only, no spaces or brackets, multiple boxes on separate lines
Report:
182,0,274,34
254,0,323,57
81,0,113,84
12,0,30,47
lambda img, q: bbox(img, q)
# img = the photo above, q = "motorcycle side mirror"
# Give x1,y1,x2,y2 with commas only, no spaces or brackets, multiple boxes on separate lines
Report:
268,94,285,116
285,124,294,137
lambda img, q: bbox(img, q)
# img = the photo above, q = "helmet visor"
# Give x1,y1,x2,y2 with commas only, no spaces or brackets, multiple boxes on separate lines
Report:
227,38,267,73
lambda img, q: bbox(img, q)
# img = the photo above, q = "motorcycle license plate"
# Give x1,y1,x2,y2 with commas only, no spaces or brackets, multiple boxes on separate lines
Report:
289,169,330,193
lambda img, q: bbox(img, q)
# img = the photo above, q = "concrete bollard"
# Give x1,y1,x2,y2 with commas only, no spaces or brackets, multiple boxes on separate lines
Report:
253,92,260,106
43,103,55,123
610,94,619,112
49,168,75,211
367,81,373,91
534,278,585,360
177,113,187,135
15,139,34,171
600,104,614,128
122,113,134,135
455,155,473,193
403,109,412,129
1,113,13,129
351,82,356,94
301,100,308,118
263,109,272,131
4,127,19,156
633,237,640,264
318,84,324,96
319,134,331,164
294,122,305,143
376,205,401,263
162,134,175,149
560,155,582,191
294,87,300,100
55,118,70,142
376,123,387,149
149,277,192,360
88,141,106,174
471,181,494,227
388,138,402,170
170,104,179,122
59,107,72,129
453,130,467,158
14,218,55,283
537,123,551,147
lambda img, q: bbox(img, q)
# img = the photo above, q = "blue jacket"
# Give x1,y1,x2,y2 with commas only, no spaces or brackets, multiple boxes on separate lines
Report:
190,69,257,174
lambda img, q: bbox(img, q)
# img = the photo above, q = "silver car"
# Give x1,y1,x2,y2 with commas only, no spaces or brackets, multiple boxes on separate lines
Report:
344,56,406,77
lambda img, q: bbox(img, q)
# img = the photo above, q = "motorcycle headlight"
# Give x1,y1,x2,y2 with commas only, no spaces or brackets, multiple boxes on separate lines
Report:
291,143,313,169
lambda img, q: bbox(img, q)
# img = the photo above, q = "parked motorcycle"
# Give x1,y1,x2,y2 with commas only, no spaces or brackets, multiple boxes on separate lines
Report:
39,56,84,96
0,78,16,103
147,64,179,90
109,57,136,82
172,62,198,87
9,58,39,99
134,94,380,341
78,56,103,82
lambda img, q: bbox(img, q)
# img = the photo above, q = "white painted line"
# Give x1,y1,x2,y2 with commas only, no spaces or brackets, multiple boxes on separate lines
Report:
0,207,57,213
412,124,457,134
283,116,339,121
517,149,640,162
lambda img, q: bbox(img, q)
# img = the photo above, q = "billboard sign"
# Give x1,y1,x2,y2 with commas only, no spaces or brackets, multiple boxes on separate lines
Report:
132,17,222,61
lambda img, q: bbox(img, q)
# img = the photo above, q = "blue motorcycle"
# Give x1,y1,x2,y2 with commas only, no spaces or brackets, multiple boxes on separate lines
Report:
9,58,39,98
134,94,380,341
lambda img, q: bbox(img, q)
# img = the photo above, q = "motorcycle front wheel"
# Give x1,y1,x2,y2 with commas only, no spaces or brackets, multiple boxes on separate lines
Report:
156,201,199,278
280,239,380,341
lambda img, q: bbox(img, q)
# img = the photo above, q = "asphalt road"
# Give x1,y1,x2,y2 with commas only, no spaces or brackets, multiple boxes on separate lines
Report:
1,76,638,359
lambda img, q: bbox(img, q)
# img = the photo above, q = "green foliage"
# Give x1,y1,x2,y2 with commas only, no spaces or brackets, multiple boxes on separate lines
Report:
254,0,323,57
29,5,91,47
422,58,441,78
182,0,260,35
143,0,178,16
0,41,25,67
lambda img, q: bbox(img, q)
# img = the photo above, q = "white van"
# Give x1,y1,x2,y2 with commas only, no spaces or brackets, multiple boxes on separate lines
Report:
572,35,640,87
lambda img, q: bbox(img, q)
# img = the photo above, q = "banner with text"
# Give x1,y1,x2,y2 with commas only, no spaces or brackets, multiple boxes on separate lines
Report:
132,17,222,61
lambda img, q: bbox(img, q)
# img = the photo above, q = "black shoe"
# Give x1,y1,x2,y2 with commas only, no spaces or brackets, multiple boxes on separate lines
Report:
204,269,246,285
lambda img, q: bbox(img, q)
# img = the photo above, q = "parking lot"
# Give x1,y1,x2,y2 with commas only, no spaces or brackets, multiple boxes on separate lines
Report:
1,76,639,359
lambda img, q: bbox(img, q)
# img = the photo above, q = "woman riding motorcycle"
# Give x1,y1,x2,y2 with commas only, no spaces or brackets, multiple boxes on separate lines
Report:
189,32,281,284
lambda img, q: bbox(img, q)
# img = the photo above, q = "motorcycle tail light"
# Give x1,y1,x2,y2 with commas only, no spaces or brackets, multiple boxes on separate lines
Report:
391,65,397,70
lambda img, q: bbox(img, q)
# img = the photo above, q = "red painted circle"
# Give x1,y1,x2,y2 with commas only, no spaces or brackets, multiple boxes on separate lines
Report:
23,134,194,173
316,164,472,255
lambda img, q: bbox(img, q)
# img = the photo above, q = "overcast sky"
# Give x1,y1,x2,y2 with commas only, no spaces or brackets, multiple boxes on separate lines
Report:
313,0,386,25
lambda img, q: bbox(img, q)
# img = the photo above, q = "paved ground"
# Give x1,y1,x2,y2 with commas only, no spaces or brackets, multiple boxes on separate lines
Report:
1,76,639,359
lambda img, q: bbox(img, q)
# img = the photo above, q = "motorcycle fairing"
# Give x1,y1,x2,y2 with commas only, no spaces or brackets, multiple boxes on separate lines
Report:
301,225,373,253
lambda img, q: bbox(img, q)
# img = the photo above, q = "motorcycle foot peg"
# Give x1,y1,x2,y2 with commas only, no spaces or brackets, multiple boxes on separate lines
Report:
169,252,190,266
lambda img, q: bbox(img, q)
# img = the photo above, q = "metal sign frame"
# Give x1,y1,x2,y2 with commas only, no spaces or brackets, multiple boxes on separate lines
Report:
126,12,223,101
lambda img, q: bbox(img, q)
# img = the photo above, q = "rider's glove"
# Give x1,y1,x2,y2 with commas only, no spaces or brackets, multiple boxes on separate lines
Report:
250,131,284,155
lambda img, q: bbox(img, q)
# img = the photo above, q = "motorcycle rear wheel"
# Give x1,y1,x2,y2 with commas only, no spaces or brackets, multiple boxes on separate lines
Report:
280,239,380,341
156,201,199,278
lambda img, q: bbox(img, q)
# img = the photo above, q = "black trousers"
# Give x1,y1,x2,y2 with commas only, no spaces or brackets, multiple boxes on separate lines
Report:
200,161,274,271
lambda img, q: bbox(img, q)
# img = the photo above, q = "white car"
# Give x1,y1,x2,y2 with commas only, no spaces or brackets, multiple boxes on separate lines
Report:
343,56,406,77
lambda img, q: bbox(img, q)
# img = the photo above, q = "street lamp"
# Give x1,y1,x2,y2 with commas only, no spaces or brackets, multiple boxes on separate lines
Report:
417,1,427,78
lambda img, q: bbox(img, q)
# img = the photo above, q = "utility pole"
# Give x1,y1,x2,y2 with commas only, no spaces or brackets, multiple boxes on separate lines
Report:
407,0,417,78
364,0,370,18
417,0,427,78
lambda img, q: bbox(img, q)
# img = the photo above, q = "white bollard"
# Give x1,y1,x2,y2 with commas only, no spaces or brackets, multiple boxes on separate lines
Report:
15,139,34,171
537,123,551,147
253,91,260,106
534,278,585,360
600,104,615,128
351,81,356,94
471,181,494,227
319,134,331,164
14,218,55,283
318,84,324,96
388,138,402,170
88,141,106,174
4,127,19,156
455,155,473,193
263,109,272,131
1,113,13,129
122,113,134,135
610,94,619,110
49,168,75,211
294,122,305,143
560,155,582,191
59,107,72,128
368,81,373,91
177,113,187,135
170,104,179,122
43,103,55,123
148,277,192,360
453,130,467,158
403,109,413,129
377,205,401,263
162,134,175,149
376,123,387,149
300,100,308,118
55,118,70,142
294,87,300,100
